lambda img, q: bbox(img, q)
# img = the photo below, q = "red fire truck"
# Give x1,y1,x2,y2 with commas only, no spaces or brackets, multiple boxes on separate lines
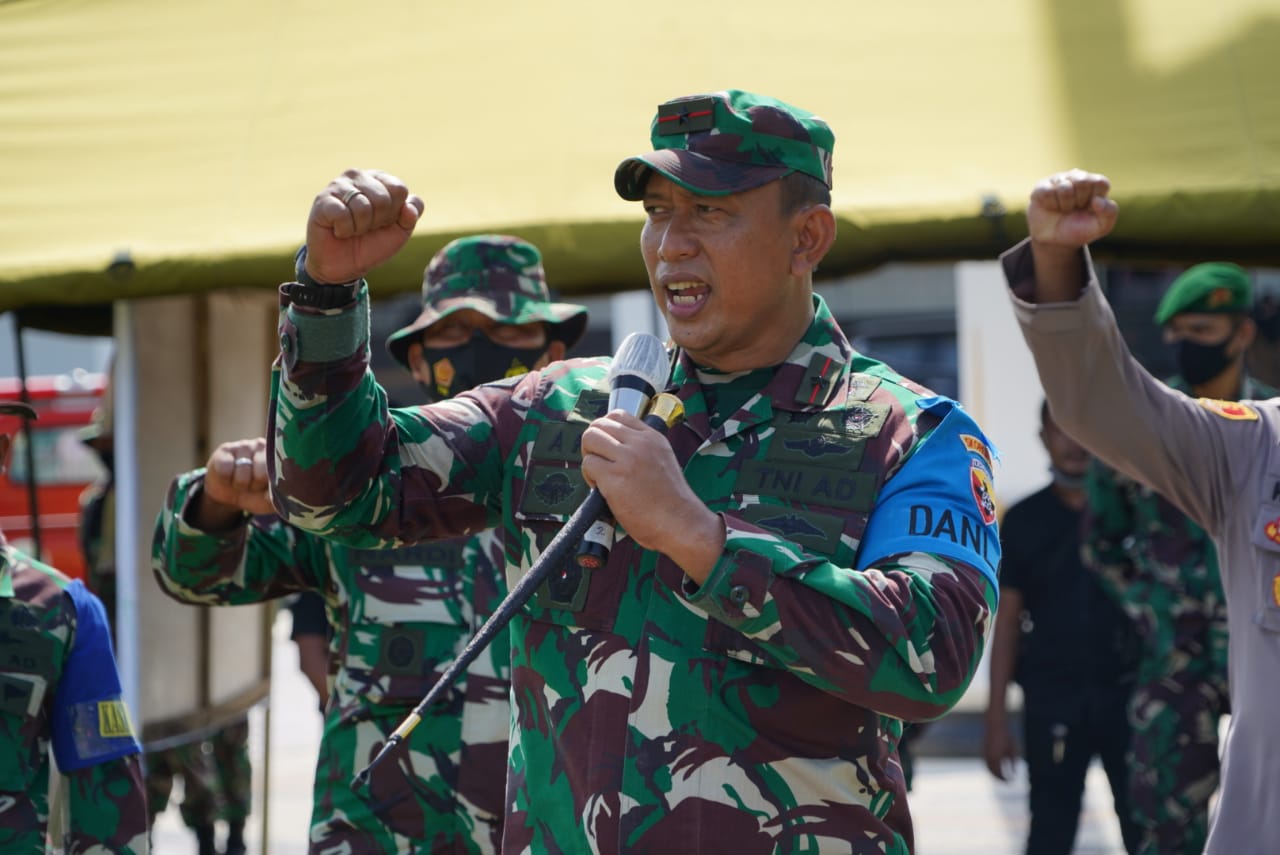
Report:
0,371,107,581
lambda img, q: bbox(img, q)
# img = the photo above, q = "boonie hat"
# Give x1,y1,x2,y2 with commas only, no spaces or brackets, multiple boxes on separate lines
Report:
614,89,835,201
386,235,589,371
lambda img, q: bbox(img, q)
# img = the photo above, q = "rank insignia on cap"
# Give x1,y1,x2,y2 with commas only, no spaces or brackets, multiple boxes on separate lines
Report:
1265,517,1280,546
655,97,716,135
1206,287,1235,309
1197,398,1258,420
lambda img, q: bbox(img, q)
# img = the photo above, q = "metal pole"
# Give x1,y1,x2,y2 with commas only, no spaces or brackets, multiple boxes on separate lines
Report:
111,301,141,725
12,314,43,561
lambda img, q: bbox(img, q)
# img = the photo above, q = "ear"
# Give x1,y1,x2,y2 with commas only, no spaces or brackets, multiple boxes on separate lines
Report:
789,204,837,279
405,343,432,386
534,340,567,370
1235,316,1257,353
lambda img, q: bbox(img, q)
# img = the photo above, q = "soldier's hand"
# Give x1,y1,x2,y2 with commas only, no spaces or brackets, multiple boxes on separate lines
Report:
1026,169,1118,250
304,168,425,284
202,437,275,518
580,412,725,584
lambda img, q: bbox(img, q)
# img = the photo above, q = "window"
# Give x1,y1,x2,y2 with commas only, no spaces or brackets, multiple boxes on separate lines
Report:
7,427,106,486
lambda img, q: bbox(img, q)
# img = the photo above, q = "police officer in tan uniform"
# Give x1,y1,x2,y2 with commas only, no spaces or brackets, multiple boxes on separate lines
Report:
1003,167,1280,855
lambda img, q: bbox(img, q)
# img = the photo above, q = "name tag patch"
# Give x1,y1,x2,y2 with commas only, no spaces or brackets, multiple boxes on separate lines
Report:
97,700,134,739
740,461,877,512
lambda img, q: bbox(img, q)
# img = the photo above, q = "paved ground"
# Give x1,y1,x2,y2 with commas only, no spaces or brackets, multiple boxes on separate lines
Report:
151,613,1130,854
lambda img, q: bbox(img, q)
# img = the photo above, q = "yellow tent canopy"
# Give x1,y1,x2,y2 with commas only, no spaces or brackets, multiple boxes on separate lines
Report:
2,0,1279,321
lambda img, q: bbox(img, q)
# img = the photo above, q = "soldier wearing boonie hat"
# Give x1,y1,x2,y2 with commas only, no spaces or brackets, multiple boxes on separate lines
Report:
155,233,590,854
386,235,589,401
0,398,149,852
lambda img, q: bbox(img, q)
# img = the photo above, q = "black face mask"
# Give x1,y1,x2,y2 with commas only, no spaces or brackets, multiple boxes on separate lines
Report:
419,331,545,401
1171,334,1235,386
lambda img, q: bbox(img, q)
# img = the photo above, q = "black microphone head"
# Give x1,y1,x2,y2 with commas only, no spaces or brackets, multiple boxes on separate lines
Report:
606,332,669,416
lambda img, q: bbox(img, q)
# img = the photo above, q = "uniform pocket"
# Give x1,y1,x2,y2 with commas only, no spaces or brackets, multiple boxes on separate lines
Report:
513,455,630,632
510,510,632,633
0,672,46,792
1248,504,1280,632
340,549,471,710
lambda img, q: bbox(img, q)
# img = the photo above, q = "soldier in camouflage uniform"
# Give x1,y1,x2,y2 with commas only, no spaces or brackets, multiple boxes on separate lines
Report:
77,395,252,855
0,400,148,854
1082,262,1272,855
152,236,588,854
266,90,1000,854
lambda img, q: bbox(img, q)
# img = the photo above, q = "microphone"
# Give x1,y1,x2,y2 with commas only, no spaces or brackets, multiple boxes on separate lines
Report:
352,333,678,791
575,332,671,569
605,331,670,418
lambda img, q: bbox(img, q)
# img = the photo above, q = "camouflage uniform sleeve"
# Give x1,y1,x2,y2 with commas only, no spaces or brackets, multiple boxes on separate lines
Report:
151,468,330,605
1081,459,1146,612
684,402,997,720
268,284,506,548
64,755,148,854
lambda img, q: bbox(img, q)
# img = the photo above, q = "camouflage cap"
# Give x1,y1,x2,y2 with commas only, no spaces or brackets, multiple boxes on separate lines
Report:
614,89,835,201
386,235,589,371
1154,262,1253,326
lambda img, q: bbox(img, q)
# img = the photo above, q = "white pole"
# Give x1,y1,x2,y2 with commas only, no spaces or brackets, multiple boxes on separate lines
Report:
610,290,667,350
111,301,141,724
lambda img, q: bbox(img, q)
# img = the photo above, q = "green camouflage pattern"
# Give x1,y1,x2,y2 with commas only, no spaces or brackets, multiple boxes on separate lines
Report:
1083,372,1276,855
386,235,589,370
0,537,148,854
268,285,996,854
152,472,510,854
614,89,835,200
79,476,253,834
146,717,251,827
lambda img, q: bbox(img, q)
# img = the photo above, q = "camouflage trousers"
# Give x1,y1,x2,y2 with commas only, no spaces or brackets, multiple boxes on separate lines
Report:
1128,662,1228,855
147,715,252,828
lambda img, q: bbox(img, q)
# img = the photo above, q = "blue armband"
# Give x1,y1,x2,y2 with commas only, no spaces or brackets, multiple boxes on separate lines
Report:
857,398,1001,587
51,581,141,772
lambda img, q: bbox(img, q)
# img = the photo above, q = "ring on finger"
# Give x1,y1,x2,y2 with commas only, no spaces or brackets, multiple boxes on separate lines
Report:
340,187,363,205
233,457,253,467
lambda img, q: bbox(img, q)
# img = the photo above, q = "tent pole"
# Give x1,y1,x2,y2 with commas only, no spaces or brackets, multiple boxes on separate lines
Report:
12,313,43,561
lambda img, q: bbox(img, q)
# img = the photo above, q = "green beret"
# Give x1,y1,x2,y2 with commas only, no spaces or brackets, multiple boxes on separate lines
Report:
1153,262,1252,325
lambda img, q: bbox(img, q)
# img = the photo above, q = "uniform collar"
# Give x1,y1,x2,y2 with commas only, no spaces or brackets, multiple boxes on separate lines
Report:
669,294,852,444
